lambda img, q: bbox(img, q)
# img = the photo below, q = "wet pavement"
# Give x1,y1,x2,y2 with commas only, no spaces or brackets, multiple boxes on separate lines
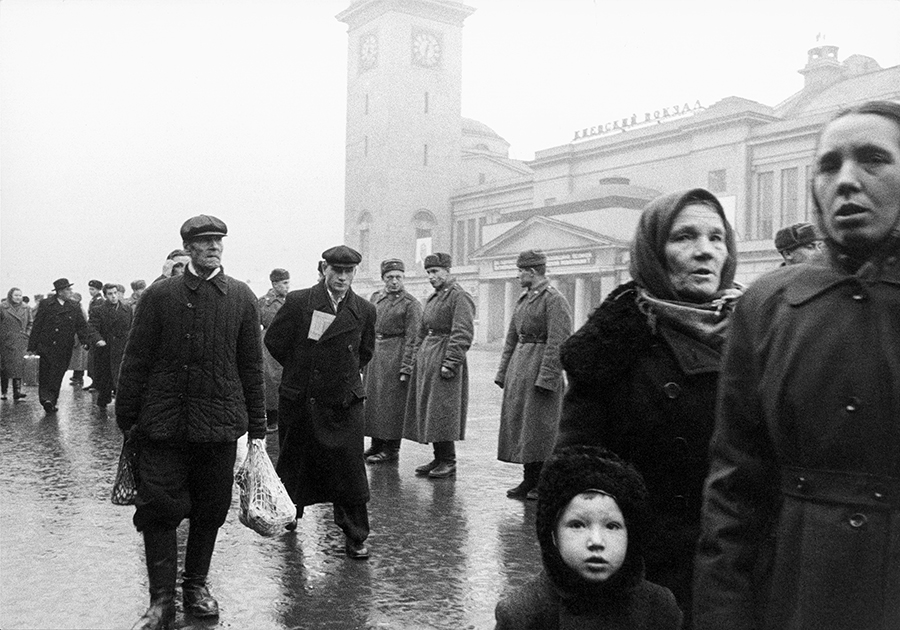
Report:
0,347,543,630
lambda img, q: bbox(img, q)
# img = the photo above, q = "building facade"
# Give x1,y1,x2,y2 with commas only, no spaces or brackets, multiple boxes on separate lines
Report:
338,2,900,342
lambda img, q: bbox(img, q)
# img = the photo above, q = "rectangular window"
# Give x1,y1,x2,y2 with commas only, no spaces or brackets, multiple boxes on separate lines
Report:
478,172,486,185
708,169,727,193
466,218,477,264
424,92,429,113
755,171,774,240
780,167,799,227
455,220,466,265
423,144,428,166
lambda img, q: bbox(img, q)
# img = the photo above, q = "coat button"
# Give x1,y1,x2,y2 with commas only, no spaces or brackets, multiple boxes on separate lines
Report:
795,476,808,492
663,382,681,399
184,333,191,339
845,397,862,412
182,364,188,371
186,302,193,308
849,513,867,528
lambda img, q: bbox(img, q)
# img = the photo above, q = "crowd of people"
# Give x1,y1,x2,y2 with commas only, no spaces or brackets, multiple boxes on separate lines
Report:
1,100,897,630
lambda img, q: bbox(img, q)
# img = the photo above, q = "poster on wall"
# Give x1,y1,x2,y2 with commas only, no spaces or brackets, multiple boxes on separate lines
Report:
415,237,433,264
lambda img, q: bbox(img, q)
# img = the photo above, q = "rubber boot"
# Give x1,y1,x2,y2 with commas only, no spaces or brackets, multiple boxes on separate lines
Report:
12,379,26,400
132,528,177,630
182,525,220,618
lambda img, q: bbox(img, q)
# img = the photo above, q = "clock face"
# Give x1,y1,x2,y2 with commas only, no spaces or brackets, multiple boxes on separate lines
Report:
360,33,378,71
412,31,441,67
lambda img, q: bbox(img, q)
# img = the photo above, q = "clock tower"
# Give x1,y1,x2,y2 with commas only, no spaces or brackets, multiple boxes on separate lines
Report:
336,0,475,287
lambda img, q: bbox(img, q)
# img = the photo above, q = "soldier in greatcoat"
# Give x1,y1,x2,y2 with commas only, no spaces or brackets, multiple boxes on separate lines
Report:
403,252,475,479
28,278,104,413
494,249,572,500
258,268,290,435
266,245,377,559
89,283,133,409
363,258,422,464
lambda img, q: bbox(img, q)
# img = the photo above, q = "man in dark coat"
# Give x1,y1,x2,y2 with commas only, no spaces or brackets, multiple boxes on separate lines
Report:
84,279,105,390
89,283,133,409
27,278,104,413
694,100,900,630
266,245,377,560
363,258,422,463
116,215,266,630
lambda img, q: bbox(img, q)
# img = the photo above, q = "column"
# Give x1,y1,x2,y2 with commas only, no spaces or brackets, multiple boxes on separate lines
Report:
476,280,491,345
503,280,518,333
573,276,592,330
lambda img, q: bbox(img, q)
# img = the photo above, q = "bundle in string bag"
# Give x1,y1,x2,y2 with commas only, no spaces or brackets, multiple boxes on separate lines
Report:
111,438,138,505
235,439,296,536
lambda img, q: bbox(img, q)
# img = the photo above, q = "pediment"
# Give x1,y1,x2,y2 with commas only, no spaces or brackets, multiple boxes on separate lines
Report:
472,215,624,260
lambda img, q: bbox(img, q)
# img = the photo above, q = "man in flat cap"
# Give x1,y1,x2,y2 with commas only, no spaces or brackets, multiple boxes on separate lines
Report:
494,250,572,500
259,268,290,435
403,252,475,479
266,245,377,559
116,214,266,628
27,278,104,413
774,221,825,266
363,258,422,464
83,278,106,390
89,282,133,410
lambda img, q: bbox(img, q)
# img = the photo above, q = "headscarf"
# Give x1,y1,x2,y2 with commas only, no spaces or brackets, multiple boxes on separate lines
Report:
629,188,740,359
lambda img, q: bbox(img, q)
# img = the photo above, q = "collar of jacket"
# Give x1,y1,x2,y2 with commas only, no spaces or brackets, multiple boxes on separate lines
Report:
520,278,550,303
313,282,360,317
428,277,457,301
786,255,900,306
184,266,229,295
373,289,406,303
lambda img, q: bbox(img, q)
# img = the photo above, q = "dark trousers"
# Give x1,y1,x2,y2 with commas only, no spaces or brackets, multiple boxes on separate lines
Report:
93,347,114,406
134,440,237,532
38,355,70,405
296,502,369,544
433,441,456,463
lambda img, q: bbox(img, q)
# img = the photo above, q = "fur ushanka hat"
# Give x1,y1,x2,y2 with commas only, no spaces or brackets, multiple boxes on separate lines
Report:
536,445,651,609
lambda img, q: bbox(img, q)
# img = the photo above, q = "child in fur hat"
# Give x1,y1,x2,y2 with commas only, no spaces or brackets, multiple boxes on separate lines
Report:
495,445,682,629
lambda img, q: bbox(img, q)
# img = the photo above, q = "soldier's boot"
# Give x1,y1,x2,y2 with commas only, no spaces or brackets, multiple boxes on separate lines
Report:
364,438,385,459
12,379,26,400
182,525,220,618
428,441,457,478
132,528,177,630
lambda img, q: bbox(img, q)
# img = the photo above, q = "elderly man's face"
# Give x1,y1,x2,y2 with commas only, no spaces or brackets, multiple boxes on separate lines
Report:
814,113,900,253
185,237,223,273
324,264,355,296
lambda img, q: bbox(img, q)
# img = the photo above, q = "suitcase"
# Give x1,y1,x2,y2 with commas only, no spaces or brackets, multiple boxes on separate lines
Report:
22,355,39,387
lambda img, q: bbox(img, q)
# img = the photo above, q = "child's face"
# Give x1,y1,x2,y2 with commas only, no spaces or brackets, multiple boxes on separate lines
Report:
554,492,627,583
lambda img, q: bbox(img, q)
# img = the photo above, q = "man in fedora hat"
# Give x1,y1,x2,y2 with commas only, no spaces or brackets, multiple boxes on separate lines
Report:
116,214,267,629
27,278,104,413
363,258,423,464
259,268,291,434
495,249,572,500
403,252,475,479
266,245,376,559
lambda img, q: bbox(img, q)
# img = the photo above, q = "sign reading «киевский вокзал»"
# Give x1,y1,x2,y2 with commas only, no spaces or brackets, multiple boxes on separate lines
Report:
493,251,595,272
572,100,704,141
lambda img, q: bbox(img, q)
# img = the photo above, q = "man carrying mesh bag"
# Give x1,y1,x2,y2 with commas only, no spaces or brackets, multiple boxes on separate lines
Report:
116,215,267,630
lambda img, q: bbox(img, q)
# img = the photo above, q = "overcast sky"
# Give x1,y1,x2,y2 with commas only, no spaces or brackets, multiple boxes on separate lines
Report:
2,0,899,298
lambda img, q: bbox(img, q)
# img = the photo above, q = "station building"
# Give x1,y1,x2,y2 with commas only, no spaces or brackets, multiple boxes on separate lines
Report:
337,0,900,343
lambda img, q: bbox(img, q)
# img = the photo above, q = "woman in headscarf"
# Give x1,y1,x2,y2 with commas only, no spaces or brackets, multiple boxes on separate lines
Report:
555,188,740,624
0,287,34,400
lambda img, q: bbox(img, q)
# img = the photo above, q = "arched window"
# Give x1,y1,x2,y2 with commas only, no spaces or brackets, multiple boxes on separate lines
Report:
358,211,372,272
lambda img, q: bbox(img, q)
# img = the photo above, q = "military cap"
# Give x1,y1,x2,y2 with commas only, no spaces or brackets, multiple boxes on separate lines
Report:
380,258,405,276
774,222,821,253
322,245,362,267
180,214,228,241
88,279,103,290
424,252,452,269
269,268,290,282
516,249,547,268
52,278,73,292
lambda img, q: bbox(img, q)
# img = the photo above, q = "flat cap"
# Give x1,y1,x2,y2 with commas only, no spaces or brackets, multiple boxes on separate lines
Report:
424,252,452,269
775,222,821,252
516,249,547,268
180,214,228,241
380,258,405,276
269,268,290,282
322,245,362,267
53,278,73,292
88,279,103,290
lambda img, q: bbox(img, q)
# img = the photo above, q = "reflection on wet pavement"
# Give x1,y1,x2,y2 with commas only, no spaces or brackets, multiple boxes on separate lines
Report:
0,348,542,629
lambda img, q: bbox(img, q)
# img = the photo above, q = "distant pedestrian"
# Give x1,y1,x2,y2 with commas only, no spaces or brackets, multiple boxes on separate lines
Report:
403,252,475,479
266,245,377,559
28,279,104,413
116,214,266,628
84,279,105,390
127,279,147,308
89,283,132,409
363,258,422,464
495,249,571,500
67,292,89,385
153,249,191,284
495,445,682,630
0,287,33,401
258,268,290,435
774,221,825,265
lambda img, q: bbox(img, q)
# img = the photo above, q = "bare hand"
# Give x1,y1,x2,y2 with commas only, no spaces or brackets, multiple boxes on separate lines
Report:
399,374,408,382
96,340,107,347
440,367,453,379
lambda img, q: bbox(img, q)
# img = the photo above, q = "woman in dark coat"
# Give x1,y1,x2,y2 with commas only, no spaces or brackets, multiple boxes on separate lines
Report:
556,188,740,623
0,287,33,400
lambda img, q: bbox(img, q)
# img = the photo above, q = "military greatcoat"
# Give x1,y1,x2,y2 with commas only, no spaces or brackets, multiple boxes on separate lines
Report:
403,278,475,443
258,288,286,411
495,279,572,463
364,288,422,441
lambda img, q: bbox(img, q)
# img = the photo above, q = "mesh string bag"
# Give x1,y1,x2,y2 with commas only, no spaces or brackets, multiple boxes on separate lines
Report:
235,439,297,536
111,440,138,505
